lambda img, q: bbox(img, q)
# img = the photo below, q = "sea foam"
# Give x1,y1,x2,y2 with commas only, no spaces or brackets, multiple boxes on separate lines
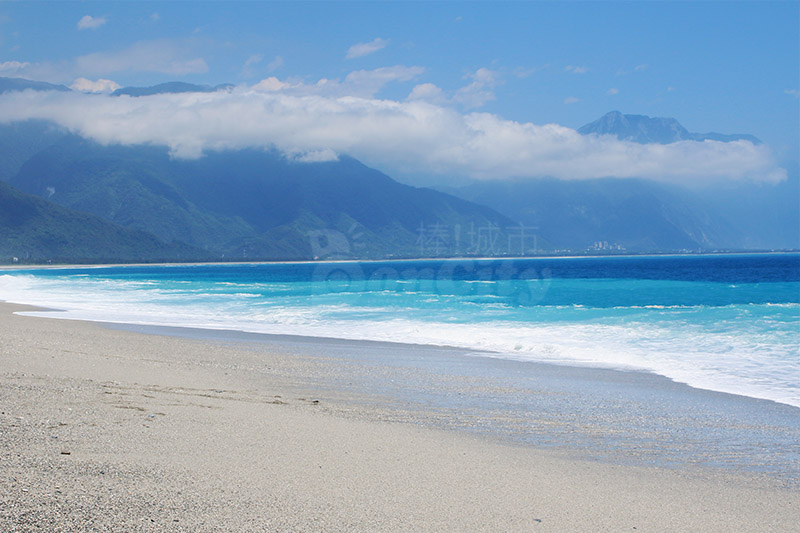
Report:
2,255,798,408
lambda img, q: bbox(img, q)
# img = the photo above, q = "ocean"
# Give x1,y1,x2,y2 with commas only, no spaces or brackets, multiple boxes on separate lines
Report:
1,253,799,408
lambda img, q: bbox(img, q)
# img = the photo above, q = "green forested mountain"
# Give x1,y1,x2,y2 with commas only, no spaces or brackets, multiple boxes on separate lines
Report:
0,121,75,183
0,181,205,263
7,127,516,260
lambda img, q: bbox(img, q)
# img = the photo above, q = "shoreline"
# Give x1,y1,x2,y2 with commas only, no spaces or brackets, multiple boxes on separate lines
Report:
1,249,797,272
99,320,800,483
108,319,800,410
10,299,800,411
2,301,799,530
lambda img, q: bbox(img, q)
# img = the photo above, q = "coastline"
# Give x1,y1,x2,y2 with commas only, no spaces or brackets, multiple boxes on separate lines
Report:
1,249,797,272
1,301,799,530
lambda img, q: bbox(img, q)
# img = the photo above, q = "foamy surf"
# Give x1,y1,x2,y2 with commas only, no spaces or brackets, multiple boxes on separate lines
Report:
1,254,798,408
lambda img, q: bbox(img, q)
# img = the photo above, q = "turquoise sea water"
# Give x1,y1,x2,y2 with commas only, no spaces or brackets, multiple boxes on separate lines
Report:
1,253,798,407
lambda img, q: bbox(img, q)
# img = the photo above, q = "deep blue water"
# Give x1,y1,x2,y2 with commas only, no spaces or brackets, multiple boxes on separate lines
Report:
2,253,798,407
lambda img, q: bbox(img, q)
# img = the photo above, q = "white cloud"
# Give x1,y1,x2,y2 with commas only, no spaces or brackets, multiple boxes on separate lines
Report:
618,64,649,76
564,65,588,74
150,13,160,22
563,96,579,104
75,40,209,76
0,60,29,73
514,66,544,79
70,77,121,93
407,83,446,104
251,66,424,99
470,68,498,85
0,87,785,185
244,54,262,67
346,38,388,59
785,89,799,99
251,77,292,92
1,39,208,82
267,56,284,72
241,55,282,78
77,15,107,31
241,54,262,78
293,148,339,163
607,88,619,96
453,68,498,109
0,60,52,81
343,66,424,97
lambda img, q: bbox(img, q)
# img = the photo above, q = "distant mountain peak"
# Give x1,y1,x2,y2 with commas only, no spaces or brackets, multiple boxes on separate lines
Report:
578,111,760,145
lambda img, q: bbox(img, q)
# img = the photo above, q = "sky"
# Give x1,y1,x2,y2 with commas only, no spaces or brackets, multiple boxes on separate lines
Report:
0,1,797,186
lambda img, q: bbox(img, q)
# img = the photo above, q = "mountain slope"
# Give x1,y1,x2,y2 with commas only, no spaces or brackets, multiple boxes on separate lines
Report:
693,174,800,250
10,139,256,252
578,111,761,144
0,181,205,263
0,121,74,182
10,138,517,260
0,76,70,94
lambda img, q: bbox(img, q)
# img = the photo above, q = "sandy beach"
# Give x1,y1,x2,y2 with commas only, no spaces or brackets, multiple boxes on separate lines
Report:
1,301,798,531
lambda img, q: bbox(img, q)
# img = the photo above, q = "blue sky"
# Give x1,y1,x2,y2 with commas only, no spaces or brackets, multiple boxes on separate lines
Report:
0,1,797,183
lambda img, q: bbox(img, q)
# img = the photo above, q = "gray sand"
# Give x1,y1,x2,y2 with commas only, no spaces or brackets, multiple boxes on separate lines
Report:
1,302,798,531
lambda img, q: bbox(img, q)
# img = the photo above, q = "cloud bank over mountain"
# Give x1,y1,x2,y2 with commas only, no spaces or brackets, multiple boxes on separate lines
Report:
0,82,785,185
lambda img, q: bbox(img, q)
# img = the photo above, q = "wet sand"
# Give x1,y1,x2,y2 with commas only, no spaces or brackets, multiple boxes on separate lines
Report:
1,302,798,531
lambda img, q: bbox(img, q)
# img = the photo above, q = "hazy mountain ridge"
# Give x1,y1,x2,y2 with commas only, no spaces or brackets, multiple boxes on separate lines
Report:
579,111,761,144
0,77,70,94
442,178,736,252
444,171,798,252
112,82,235,97
0,76,237,99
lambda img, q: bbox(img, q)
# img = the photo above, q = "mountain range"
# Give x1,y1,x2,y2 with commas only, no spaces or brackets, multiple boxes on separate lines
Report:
0,77,796,263
2,120,515,261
